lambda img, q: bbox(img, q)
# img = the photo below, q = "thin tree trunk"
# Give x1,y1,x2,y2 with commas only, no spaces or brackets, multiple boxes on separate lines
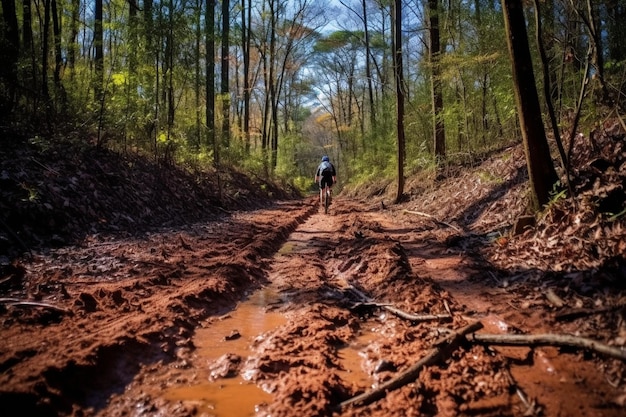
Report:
0,0,19,113
143,0,157,149
429,0,446,165
221,0,230,148
51,0,65,108
42,0,52,102
242,0,251,152
94,0,103,102
502,0,558,209
206,0,216,151
206,0,220,196
362,0,375,131
166,0,175,133
195,0,202,149
534,0,572,199
23,0,37,111
393,0,405,203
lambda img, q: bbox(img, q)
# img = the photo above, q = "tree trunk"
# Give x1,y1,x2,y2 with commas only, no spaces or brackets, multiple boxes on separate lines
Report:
42,0,52,103
22,0,37,110
607,1,626,62
392,0,405,203
502,0,558,210
206,0,216,152
242,0,251,152
0,0,19,113
362,0,376,131
166,0,175,132
51,0,65,107
429,0,446,165
206,0,221,196
221,0,230,148
195,0,202,149
143,0,157,148
94,0,104,102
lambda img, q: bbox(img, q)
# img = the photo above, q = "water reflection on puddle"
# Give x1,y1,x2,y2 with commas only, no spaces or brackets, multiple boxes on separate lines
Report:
163,289,286,416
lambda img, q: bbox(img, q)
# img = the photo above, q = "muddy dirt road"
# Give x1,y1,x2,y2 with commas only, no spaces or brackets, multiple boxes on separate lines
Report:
1,197,625,417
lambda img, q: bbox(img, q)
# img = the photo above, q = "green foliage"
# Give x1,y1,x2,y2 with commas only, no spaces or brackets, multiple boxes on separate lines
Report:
3,0,622,197
542,181,568,214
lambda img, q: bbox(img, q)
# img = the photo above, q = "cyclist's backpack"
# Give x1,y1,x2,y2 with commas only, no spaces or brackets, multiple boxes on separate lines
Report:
320,161,333,174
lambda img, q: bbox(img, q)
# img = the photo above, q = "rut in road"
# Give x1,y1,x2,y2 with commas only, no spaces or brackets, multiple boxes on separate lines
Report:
210,199,513,417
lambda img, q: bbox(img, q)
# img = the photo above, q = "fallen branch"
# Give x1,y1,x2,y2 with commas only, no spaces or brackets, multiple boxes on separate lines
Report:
468,333,626,361
348,286,451,323
502,364,540,416
555,303,626,322
384,305,453,322
0,298,71,315
338,321,483,410
402,210,462,232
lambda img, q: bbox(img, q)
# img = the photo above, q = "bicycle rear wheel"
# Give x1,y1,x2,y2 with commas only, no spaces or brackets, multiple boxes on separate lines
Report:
324,188,329,214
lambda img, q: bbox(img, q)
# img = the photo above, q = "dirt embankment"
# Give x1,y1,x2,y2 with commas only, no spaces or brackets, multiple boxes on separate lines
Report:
1,121,625,417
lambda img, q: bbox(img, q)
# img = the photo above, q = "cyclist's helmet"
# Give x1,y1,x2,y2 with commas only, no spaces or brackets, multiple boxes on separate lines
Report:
322,155,330,162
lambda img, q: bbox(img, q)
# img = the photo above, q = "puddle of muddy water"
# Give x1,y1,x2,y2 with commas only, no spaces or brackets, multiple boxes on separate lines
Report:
338,329,378,388
163,287,380,415
165,379,271,416
163,289,287,416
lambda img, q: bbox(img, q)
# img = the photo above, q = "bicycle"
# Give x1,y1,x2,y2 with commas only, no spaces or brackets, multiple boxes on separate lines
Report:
322,185,332,214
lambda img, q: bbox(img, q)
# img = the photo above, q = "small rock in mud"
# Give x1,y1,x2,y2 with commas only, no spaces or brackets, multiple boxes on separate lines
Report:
374,359,397,373
224,329,241,341
209,353,243,379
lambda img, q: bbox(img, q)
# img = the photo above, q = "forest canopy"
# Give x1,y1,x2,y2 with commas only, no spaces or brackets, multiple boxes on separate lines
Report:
0,0,624,199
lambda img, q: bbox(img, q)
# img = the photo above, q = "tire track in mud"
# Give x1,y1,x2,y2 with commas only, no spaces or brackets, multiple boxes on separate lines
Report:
7,197,602,417
0,200,319,417
223,200,513,417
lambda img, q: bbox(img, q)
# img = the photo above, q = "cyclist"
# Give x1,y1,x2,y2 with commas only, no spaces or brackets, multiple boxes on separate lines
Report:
315,155,336,205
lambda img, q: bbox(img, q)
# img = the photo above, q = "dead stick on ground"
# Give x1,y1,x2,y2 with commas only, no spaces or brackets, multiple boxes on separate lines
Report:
0,298,71,315
338,321,484,410
348,286,451,322
469,333,626,361
402,210,462,233
384,305,452,322
555,303,626,322
502,364,539,415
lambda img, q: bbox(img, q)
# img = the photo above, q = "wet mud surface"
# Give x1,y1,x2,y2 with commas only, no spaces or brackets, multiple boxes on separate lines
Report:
2,195,625,417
